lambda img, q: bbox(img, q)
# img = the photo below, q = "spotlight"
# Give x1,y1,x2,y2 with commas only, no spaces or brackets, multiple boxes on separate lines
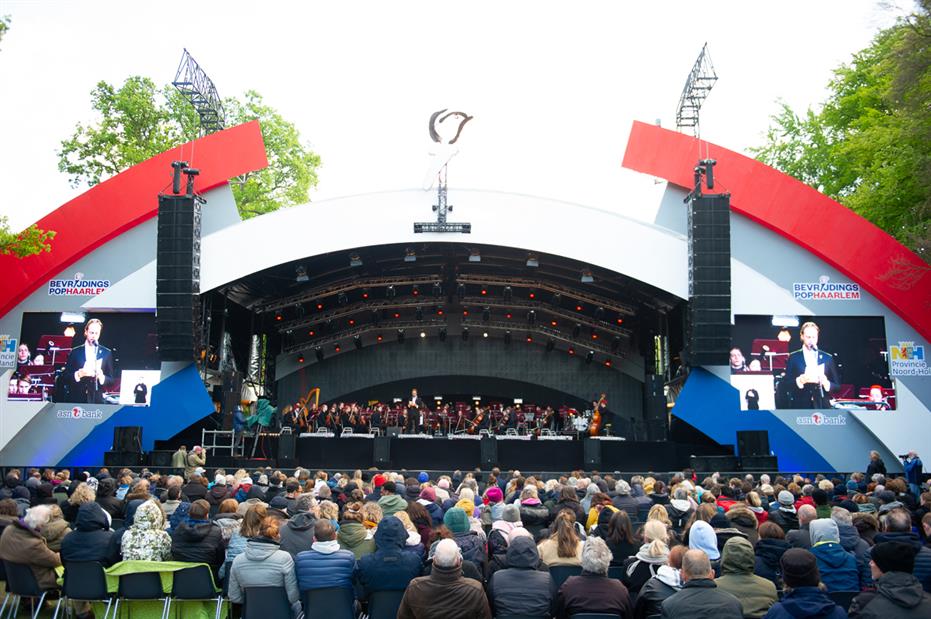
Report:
462,308,469,317
526,334,533,343
412,284,420,296
550,320,558,327
462,327,469,341
393,312,401,319
386,285,396,299
416,306,423,321
586,350,595,364
295,266,309,283
581,269,594,283
404,248,417,262
480,288,488,296
457,283,466,301
354,336,363,350
483,307,490,322
348,319,356,327
350,253,363,267
611,337,621,353
604,359,613,368
483,332,489,338
397,329,405,342
334,344,341,353
594,306,605,320
420,331,427,338
439,327,447,341
362,288,370,300
505,312,513,320
546,339,555,352
573,323,581,338
528,290,536,300
568,347,575,356
316,303,324,310
376,334,384,342
591,329,599,340
503,286,512,301
63,325,76,337
315,346,324,362
275,312,283,321
575,304,583,312
436,306,445,316
469,249,481,263
432,282,442,298
616,318,624,325
504,331,512,345
527,310,536,326
297,354,305,364
526,253,539,268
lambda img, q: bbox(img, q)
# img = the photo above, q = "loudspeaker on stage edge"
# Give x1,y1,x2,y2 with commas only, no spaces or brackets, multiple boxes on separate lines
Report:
374,437,391,467
583,438,602,468
480,437,497,469
279,432,297,467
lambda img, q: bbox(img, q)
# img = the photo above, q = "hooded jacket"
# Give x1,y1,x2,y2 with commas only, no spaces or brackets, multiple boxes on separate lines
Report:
228,538,301,618
0,518,61,590
690,521,721,561
377,493,408,517
278,511,316,558
206,484,230,507
337,520,375,558
836,522,872,589
356,516,424,598
121,500,171,562
715,537,778,618
295,540,356,590
754,537,790,588
60,502,118,566
94,478,123,519
848,571,931,618
763,586,847,619
170,518,225,576
623,542,670,593
487,536,554,617
810,519,859,593
726,508,760,546
634,565,681,619
769,506,800,533
667,498,694,531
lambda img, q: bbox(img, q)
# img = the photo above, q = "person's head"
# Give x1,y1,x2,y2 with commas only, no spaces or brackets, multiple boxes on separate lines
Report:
84,318,103,345
809,518,840,545
781,548,821,589
381,481,396,495
647,504,671,526
642,519,669,558
240,504,269,537
16,378,31,394
17,343,30,362
869,386,884,402
922,513,931,539
797,504,817,526
68,481,95,506
432,538,461,568
799,321,819,350
23,505,52,532
729,347,746,368
758,521,786,542
218,498,238,515
869,450,880,462
681,549,714,582
607,510,635,545
314,518,336,542
883,508,912,533
260,516,280,542
189,499,210,520
667,544,687,569
551,509,581,557
580,537,612,576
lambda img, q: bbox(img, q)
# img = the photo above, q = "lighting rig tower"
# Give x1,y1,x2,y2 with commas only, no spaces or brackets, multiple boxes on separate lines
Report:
675,43,717,138
172,48,225,135
415,109,473,233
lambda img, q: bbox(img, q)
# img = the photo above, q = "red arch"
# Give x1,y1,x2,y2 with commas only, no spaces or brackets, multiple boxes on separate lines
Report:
0,121,268,319
622,121,931,343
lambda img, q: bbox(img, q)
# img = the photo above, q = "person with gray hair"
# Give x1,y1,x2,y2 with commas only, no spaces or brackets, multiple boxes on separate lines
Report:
831,506,872,589
787,504,817,549
278,493,317,558
398,538,491,618
660,549,743,618
0,504,62,590
553,537,632,619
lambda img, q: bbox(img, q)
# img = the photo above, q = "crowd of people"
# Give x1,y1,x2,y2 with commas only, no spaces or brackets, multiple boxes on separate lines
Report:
0,459,928,618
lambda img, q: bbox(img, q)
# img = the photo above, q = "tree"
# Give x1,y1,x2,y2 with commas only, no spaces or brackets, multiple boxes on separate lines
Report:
753,1,930,259
58,77,321,220
0,15,56,258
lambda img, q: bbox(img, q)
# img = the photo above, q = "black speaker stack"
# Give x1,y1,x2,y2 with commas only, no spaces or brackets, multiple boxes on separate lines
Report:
278,432,297,468
737,430,770,457
156,189,202,362
687,193,731,367
106,426,144,468
480,437,498,469
583,438,602,468
643,374,667,441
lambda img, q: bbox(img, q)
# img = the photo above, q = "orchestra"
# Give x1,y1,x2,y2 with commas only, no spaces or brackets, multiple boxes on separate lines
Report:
278,389,613,439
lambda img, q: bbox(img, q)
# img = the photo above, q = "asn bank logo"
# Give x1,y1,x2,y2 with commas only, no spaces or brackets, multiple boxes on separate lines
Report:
56,407,104,420
796,413,846,426
889,341,930,376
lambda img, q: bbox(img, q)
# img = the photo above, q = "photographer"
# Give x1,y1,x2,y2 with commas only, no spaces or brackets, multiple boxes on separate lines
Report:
902,451,924,498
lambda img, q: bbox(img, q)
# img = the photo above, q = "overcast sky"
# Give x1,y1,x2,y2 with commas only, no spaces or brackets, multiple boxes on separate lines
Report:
0,1,905,231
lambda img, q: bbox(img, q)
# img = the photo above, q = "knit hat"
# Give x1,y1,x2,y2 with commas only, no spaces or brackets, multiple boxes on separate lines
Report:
502,504,521,523
809,518,840,545
485,486,503,503
871,541,918,574
838,500,859,514
418,472,429,483
214,473,226,485
616,480,631,496
85,477,99,492
373,474,386,488
781,548,820,588
419,487,436,502
257,474,268,485
443,507,470,533
845,480,859,492
269,495,288,510
455,499,476,516
777,490,795,506
709,513,729,529
437,479,450,490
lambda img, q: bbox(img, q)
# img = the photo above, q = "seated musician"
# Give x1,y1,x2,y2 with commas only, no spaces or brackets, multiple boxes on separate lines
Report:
369,405,383,433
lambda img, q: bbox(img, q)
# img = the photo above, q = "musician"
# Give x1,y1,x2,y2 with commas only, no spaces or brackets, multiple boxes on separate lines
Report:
539,406,557,433
369,405,383,433
783,321,840,409
497,408,518,434
282,404,305,431
408,388,423,414
61,318,114,403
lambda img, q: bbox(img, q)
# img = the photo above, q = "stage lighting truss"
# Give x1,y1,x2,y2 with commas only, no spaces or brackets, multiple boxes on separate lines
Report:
283,318,444,356
257,274,442,315
460,319,625,362
675,42,718,137
172,48,225,134
459,297,630,339
455,274,636,317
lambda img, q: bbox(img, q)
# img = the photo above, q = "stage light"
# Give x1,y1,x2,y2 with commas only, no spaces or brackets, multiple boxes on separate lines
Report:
376,334,384,342
591,331,599,341
348,319,356,327
594,306,605,320
568,347,575,356
469,249,481,262
397,329,405,342
526,334,533,343
404,248,417,262
527,310,536,326
480,288,488,296
504,331,512,345
432,282,442,297
604,359,612,368
350,253,363,267
297,354,305,364
393,312,401,319
611,337,621,353
334,344,341,353
483,332,488,338
316,303,324,310
295,266,309,283
420,331,427,338
412,284,420,296
275,312,282,321
436,306,445,316
777,328,791,342
528,290,536,299
581,269,594,283
439,327,447,341
550,320,558,327
63,325,76,337
616,318,624,325
505,312,513,320
576,304,583,312
60,312,85,323
315,346,324,362
462,309,469,317
503,286,512,301
526,253,539,268
586,350,595,363
386,285,396,299
546,339,555,352
462,327,469,341
573,323,581,337
483,307,490,322
362,288,370,300
354,336,362,350
416,307,423,321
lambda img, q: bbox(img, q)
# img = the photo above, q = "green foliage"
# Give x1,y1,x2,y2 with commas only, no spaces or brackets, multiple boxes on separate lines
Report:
0,15,9,49
752,2,931,258
58,77,320,220
0,217,56,258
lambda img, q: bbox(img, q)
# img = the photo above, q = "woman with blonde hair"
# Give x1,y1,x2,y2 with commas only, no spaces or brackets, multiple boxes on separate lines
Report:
622,519,669,594
224,503,268,575
62,481,96,524
360,501,383,531
537,509,584,566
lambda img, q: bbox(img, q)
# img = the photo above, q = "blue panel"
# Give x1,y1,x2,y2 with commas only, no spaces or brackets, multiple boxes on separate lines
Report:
56,364,212,467
674,368,834,472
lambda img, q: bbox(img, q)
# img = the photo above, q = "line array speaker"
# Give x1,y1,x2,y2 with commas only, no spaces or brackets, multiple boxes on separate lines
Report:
278,432,297,467
583,438,602,468
480,437,498,469
156,194,202,362
643,374,667,441
737,430,770,457
113,426,142,453
687,194,731,367
374,437,391,467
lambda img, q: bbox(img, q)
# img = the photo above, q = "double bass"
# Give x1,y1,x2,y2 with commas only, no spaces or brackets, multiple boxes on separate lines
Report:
589,393,606,437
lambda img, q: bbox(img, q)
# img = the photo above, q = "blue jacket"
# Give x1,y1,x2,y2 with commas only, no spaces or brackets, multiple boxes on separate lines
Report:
904,457,923,485
873,531,931,592
763,587,847,619
424,501,444,527
810,542,859,592
295,543,356,590
355,517,423,598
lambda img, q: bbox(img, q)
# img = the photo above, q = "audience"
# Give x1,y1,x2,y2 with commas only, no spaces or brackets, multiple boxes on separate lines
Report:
624,519,670,593
661,549,743,618
538,509,584,567
849,540,931,617
170,498,225,578
554,537,632,618
60,502,119,567
398,538,491,619
121,499,171,561
754,521,791,588
357,516,424,601
787,504,817,549
809,518,860,592
715,537,778,618
872,507,931,592
0,505,62,590
634,544,687,619
488,534,555,617
278,494,317,557
763,548,847,619
228,516,302,619
295,519,356,591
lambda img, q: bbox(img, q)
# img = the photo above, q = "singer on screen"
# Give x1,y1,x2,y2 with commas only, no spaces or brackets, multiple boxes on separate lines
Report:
783,321,840,409
62,318,114,403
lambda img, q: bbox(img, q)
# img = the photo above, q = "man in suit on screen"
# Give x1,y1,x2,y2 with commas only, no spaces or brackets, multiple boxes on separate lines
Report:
62,318,114,403
783,321,840,409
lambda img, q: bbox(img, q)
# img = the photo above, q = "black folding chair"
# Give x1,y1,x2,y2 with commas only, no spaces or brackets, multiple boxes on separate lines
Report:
243,586,291,619
3,561,57,619
0,561,9,618
52,561,114,619
301,587,355,619
366,589,405,619
112,571,169,618
827,590,859,612
549,565,583,590
165,565,223,619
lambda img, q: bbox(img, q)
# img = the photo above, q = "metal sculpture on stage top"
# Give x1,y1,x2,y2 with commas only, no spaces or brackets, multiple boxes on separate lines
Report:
675,43,717,138
172,48,225,135
416,109,473,234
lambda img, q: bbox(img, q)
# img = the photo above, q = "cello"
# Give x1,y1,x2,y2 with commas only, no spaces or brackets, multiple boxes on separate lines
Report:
589,393,606,437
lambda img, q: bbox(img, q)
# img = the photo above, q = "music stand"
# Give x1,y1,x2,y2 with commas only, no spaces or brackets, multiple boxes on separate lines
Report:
38,335,73,366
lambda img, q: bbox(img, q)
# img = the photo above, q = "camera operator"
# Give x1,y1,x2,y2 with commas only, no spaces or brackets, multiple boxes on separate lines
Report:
901,451,924,498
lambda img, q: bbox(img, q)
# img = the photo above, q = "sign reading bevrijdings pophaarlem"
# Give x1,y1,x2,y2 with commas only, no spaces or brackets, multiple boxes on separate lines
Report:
792,275,860,301
48,272,110,296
